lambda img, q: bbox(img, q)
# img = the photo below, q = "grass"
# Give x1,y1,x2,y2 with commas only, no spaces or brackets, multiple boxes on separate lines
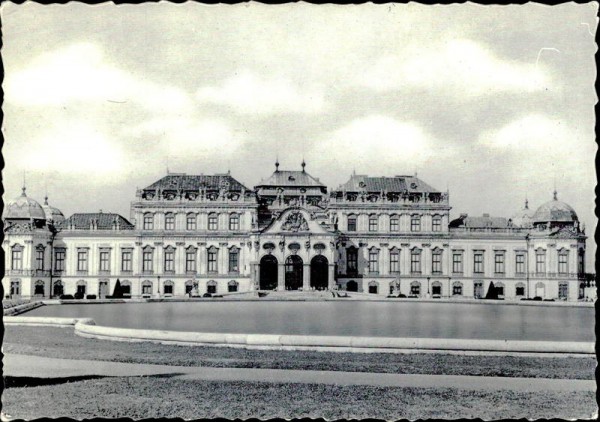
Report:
2,376,597,420
4,326,596,380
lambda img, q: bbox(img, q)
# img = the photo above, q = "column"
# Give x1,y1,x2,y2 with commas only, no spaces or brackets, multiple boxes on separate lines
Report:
303,263,310,290
328,264,335,290
155,243,163,275
277,263,285,290
252,263,259,290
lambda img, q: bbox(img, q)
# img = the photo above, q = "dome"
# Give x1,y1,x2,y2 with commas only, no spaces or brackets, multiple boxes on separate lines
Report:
42,196,65,224
532,192,578,224
3,187,46,221
510,199,533,228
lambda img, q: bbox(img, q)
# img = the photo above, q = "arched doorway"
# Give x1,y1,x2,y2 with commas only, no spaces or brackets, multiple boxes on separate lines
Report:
310,255,329,290
53,280,63,297
260,255,278,290
285,255,303,290
346,280,358,292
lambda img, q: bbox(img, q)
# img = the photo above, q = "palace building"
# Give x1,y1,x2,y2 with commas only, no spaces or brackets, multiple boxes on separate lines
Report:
2,162,588,302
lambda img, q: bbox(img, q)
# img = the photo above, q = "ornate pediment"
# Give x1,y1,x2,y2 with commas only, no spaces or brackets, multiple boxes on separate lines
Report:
281,211,309,232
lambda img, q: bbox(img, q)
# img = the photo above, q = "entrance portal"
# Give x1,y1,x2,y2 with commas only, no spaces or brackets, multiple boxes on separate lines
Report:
285,255,303,290
310,255,329,290
346,280,358,292
260,255,278,290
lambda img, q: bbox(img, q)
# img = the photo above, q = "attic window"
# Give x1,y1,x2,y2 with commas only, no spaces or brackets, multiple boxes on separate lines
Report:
410,183,417,189
359,182,366,188
288,176,296,181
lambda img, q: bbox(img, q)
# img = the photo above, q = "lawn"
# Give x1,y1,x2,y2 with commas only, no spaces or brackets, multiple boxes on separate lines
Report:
3,326,596,380
2,376,597,420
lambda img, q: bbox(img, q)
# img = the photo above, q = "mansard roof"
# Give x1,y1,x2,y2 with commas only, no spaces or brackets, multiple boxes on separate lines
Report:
256,170,325,188
144,173,249,192
449,214,510,229
337,174,439,193
60,213,135,230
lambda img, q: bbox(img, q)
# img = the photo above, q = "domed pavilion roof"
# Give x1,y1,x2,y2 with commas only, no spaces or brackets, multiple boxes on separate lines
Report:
532,191,578,224
3,187,46,221
42,196,66,224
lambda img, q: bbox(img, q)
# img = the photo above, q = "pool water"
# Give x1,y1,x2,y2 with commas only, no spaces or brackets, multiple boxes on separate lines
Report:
26,301,595,342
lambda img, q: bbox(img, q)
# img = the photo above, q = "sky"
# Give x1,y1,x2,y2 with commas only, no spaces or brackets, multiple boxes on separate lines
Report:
1,2,597,265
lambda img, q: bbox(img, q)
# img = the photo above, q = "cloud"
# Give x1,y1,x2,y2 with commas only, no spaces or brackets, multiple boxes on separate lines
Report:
11,122,125,178
357,39,549,96
196,70,326,114
4,42,192,114
310,116,436,175
480,114,577,152
125,117,243,158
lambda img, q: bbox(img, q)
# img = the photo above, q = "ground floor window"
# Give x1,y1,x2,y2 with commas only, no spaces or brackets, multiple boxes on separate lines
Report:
368,281,378,294
142,281,152,295
410,282,421,296
496,283,505,297
228,280,239,292
121,282,131,296
53,281,63,297
164,281,174,295
207,280,217,294
34,280,45,296
431,282,441,296
76,283,86,298
346,280,358,292
185,281,194,294
10,280,20,296
515,284,525,297
452,282,463,296
558,282,568,300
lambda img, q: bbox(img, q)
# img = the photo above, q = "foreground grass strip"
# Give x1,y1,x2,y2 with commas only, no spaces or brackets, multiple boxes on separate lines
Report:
4,326,596,380
2,377,596,420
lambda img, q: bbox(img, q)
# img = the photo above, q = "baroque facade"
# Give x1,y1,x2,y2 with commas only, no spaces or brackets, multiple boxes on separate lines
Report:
2,162,588,302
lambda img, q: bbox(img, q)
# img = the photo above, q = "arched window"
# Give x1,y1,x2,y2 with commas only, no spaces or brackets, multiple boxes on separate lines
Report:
208,213,218,231
368,280,378,294
228,280,239,292
452,281,463,296
558,282,568,300
410,281,421,296
34,280,45,296
515,282,525,297
347,214,357,232
163,280,174,295
229,213,240,231
165,213,175,230
368,214,378,232
142,280,153,295
186,213,197,231
431,281,442,296
11,244,23,270
120,280,132,296
207,280,217,294
390,215,399,232
143,213,154,230
53,280,63,297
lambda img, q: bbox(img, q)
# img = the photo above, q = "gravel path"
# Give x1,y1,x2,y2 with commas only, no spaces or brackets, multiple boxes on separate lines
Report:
5,353,595,392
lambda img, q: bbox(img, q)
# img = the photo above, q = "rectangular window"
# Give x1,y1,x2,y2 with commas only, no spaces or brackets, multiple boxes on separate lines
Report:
558,253,568,274
494,253,505,274
55,250,65,272
208,250,218,273
411,284,420,295
369,217,378,232
536,252,546,273
186,214,197,231
411,216,421,232
432,253,442,274
142,284,152,294
453,284,463,295
77,250,88,272
347,248,358,274
432,217,442,232
368,251,379,273
229,215,240,231
578,251,585,274
186,251,196,273
11,249,23,270
36,249,44,270
143,250,153,272
390,251,400,273
121,250,132,272
208,215,218,231
558,283,568,299
347,217,357,232
99,251,110,272
143,214,154,230
390,217,399,232
452,252,463,274
516,286,525,296
515,254,525,274
473,252,484,274
229,249,239,273
411,251,421,274
165,214,175,230
164,250,175,272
